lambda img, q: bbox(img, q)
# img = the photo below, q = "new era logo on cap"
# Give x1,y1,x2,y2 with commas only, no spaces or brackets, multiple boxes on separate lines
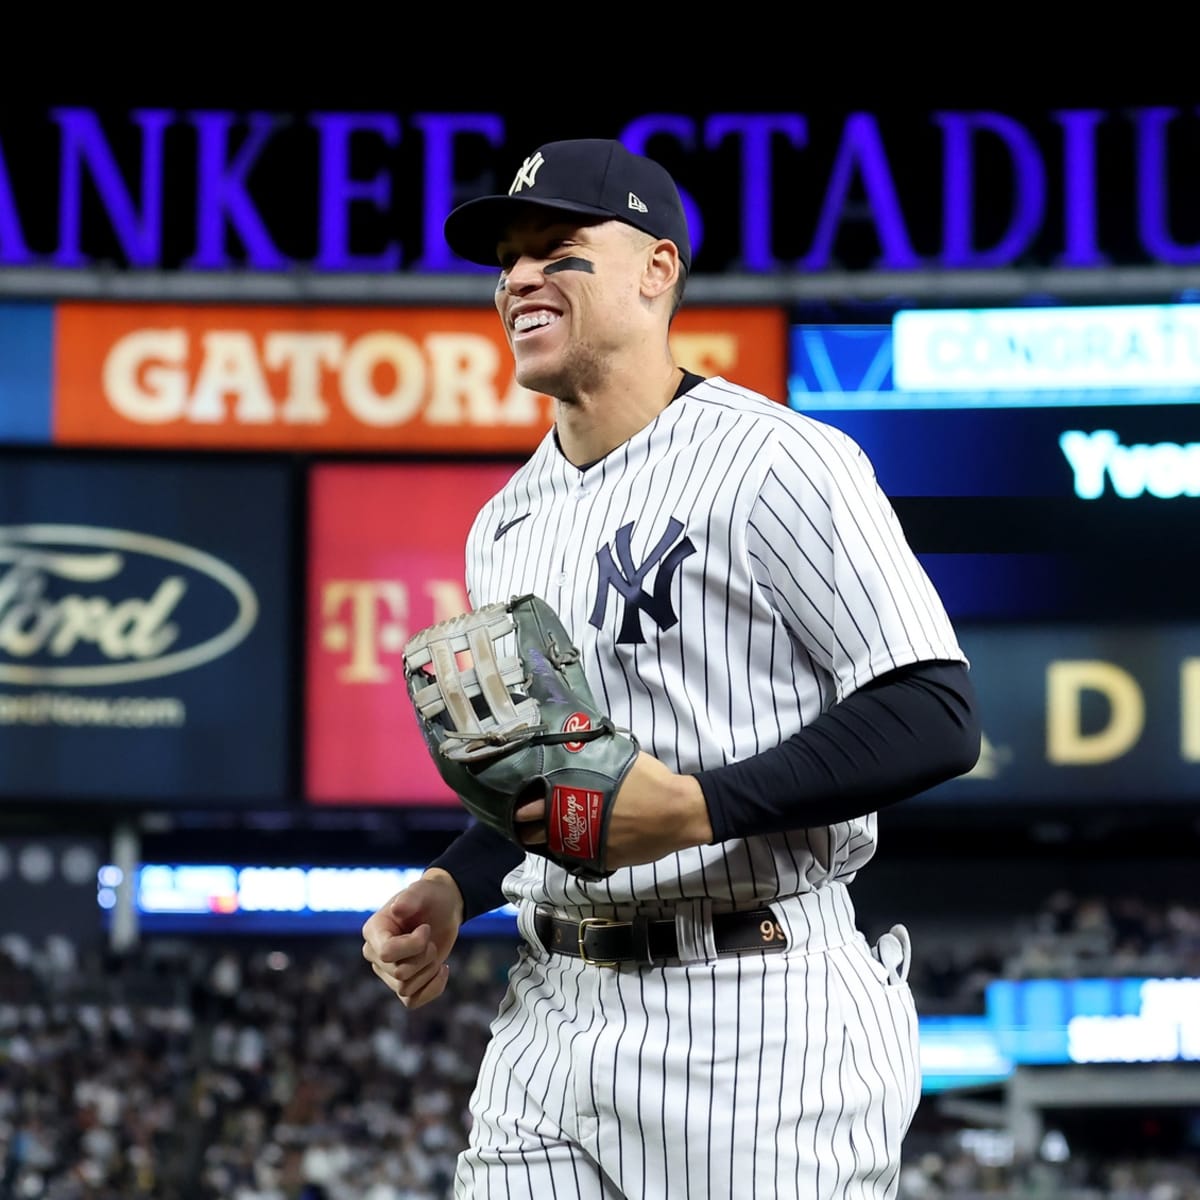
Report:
444,138,693,271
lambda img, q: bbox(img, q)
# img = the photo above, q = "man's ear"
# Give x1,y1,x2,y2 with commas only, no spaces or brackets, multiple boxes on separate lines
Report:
641,239,682,301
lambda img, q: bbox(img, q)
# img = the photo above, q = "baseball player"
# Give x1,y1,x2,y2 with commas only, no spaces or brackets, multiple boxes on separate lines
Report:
362,138,981,1199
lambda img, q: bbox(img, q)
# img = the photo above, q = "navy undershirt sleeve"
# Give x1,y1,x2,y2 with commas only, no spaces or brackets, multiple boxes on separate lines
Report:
696,660,981,841
427,821,524,923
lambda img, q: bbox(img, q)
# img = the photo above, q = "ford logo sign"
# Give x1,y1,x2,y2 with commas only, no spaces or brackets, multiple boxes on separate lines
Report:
0,524,258,686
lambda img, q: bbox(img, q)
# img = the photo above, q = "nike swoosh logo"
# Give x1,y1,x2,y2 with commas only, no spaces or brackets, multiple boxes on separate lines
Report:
494,513,531,541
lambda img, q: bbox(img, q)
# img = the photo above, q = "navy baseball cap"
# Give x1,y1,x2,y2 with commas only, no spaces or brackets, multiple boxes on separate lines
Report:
444,138,692,272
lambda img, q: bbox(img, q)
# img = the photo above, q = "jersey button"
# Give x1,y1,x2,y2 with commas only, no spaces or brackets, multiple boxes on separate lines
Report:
556,572,569,585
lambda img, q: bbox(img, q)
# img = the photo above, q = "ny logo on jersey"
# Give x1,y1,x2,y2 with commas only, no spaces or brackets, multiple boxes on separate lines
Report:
589,518,696,645
508,151,546,195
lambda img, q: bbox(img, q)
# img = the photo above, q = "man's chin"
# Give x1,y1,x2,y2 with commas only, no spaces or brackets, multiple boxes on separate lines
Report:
514,365,564,398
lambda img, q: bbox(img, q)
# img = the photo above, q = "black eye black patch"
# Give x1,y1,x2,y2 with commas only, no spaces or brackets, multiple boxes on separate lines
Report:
544,257,595,275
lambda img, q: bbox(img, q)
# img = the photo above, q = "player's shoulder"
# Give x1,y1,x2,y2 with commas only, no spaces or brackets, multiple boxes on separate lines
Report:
682,375,870,464
683,375,847,433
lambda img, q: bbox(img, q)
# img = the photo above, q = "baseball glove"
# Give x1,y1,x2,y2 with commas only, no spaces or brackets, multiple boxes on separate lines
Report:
403,593,640,881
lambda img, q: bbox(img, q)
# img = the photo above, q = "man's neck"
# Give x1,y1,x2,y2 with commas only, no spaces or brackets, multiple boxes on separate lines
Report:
554,361,684,467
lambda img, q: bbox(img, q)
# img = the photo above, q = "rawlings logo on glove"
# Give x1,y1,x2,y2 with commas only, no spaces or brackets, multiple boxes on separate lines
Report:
403,593,639,881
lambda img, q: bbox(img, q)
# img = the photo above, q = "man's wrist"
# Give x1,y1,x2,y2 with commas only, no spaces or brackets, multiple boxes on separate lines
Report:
672,770,715,848
422,867,466,922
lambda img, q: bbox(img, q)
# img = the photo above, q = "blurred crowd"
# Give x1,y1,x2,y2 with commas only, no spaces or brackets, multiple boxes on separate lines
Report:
897,1134,1200,1200
0,889,1198,1199
0,933,508,1200
908,889,1200,1016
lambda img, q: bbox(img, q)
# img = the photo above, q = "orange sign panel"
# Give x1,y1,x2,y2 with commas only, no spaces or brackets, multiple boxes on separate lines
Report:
52,304,787,452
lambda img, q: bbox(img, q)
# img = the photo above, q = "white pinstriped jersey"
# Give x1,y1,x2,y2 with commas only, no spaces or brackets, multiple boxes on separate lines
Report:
465,376,966,911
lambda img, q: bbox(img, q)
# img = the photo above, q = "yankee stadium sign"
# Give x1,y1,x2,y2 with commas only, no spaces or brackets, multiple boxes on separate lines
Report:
0,106,1198,274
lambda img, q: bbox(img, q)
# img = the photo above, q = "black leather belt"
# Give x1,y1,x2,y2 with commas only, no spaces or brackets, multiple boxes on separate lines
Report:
533,906,788,966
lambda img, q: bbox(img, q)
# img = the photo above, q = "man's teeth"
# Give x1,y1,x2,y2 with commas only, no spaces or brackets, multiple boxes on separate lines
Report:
513,312,559,333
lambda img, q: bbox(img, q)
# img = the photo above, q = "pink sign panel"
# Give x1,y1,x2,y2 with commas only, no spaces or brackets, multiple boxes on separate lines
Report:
305,461,518,804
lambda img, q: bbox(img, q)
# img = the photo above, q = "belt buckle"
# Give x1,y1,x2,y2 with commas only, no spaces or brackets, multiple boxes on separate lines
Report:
577,916,624,967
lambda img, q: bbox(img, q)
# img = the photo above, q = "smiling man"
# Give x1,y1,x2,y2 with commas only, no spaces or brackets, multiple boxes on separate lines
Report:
362,137,981,1200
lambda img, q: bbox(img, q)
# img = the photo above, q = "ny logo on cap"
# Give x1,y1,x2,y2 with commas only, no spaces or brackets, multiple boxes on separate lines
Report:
509,151,546,195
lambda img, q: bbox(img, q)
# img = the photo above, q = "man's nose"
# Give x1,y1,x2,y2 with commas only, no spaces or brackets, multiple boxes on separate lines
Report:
502,256,545,293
